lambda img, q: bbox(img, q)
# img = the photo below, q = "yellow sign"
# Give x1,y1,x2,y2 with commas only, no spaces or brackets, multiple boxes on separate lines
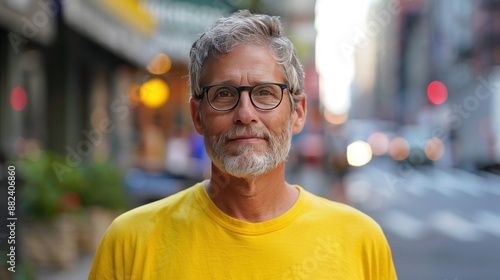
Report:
97,0,156,35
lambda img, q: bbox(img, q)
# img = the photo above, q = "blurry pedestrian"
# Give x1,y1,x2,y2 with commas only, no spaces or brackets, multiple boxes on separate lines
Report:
89,10,397,279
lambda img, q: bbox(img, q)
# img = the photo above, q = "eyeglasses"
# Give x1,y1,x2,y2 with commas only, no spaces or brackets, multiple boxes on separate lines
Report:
200,83,290,111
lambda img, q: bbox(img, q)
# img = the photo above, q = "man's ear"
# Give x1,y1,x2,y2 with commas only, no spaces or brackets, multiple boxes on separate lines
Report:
190,98,204,135
291,93,307,135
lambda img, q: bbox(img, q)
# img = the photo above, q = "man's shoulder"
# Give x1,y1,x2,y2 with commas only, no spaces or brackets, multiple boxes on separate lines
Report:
301,189,382,232
110,182,202,230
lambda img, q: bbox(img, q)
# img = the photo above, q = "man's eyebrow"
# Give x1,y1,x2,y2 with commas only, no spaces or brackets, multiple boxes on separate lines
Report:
206,81,281,86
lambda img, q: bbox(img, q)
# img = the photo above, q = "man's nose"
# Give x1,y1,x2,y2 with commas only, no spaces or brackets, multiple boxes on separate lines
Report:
232,91,258,125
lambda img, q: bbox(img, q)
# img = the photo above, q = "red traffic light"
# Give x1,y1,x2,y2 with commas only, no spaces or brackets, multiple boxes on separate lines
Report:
427,80,448,105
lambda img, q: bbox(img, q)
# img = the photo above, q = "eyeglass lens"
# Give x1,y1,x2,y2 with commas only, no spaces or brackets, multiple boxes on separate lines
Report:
207,84,283,110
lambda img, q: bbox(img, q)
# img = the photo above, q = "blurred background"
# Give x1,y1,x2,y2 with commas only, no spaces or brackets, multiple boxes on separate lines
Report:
0,0,499,279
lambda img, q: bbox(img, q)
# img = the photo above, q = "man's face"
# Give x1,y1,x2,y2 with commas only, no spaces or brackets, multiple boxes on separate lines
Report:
190,44,306,178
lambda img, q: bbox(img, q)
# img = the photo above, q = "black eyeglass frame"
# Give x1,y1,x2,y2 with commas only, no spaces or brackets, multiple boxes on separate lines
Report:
200,83,290,111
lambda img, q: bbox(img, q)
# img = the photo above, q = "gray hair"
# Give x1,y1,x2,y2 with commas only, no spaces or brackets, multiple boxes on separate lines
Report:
189,10,304,105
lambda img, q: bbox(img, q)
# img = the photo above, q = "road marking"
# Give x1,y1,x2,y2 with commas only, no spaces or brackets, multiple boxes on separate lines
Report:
381,210,427,240
430,211,482,242
353,167,500,199
379,209,500,241
475,210,500,238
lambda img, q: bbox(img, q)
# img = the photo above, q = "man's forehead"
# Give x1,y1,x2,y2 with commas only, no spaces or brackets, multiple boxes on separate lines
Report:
200,45,283,85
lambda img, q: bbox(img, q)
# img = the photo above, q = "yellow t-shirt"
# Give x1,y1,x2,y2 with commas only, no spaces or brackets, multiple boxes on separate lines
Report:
89,182,397,279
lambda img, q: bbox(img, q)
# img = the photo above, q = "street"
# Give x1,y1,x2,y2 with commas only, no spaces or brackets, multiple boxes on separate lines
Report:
345,158,500,280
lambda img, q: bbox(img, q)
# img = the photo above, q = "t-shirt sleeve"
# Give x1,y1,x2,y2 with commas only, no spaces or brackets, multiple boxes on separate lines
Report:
88,218,135,280
361,221,398,280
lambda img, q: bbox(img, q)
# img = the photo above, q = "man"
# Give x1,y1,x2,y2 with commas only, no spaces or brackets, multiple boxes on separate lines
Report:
89,10,397,279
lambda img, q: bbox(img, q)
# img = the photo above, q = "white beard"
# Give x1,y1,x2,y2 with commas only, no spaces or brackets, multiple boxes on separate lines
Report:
204,120,292,178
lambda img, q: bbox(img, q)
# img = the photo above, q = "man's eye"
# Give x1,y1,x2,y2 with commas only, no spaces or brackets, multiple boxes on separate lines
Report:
255,90,273,96
216,90,234,98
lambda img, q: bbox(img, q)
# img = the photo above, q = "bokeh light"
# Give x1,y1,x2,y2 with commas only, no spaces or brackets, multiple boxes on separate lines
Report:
25,140,42,161
146,53,172,75
367,131,390,156
427,80,448,105
139,78,170,109
347,140,372,167
10,86,27,111
425,137,445,161
389,137,411,161
323,109,348,125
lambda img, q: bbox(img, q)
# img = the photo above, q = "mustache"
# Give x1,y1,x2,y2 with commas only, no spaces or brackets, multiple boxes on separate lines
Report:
220,126,270,141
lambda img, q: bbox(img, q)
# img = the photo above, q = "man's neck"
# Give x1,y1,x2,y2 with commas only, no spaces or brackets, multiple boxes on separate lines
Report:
206,164,299,223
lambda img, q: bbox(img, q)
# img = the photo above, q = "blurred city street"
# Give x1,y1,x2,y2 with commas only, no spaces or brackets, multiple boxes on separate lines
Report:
346,158,500,280
36,255,93,280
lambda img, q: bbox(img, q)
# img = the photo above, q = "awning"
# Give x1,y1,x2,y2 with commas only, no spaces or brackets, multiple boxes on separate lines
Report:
63,0,157,67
